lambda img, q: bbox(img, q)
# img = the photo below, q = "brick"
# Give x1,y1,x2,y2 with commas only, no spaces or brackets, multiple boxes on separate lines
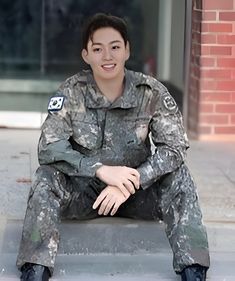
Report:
217,81,235,91
200,57,215,67
201,46,210,55
203,0,234,10
195,0,202,10
201,69,231,79
210,46,232,55
201,23,209,32
217,35,235,44
200,103,214,113
194,56,201,66
194,10,202,22
215,104,235,113
200,80,217,91
232,93,235,102
198,126,212,134
189,76,199,88
201,92,231,102
192,22,201,32
214,126,235,134
192,43,201,55
202,11,217,21
217,58,235,67
219,12,235,21
231,70,235,79
192,32,201,43
208,23,233,33
231,115,235,124
201,34,217,44
193,66,200,77
200,114,229,124
190,106,199,120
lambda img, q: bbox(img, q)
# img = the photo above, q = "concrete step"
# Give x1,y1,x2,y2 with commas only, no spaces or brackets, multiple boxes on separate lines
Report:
1,218,170,255
0,218,177,280
0,253,177,281
1,218,235,280
1,252,235,280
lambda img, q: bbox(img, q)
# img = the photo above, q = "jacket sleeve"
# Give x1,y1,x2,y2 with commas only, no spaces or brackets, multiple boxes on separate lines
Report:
137,88,189,190
38,88,102,177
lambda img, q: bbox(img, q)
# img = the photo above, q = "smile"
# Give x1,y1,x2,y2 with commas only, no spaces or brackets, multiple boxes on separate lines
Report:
102,64,116,70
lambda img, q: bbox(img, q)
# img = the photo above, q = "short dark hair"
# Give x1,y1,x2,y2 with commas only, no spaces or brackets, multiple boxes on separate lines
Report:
82,13,129,50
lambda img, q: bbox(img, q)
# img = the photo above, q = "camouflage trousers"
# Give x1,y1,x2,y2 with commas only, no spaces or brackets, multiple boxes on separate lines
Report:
16,163,210,275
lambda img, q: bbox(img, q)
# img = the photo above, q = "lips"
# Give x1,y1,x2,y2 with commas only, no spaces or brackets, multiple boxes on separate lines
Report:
102,64,116,70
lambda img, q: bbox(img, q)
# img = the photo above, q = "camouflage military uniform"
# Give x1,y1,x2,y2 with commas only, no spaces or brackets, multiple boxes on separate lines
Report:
16,69,210,275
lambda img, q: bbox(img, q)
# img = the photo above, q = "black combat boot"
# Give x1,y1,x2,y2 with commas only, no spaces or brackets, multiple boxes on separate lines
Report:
20,263,50,281
181,264,207,281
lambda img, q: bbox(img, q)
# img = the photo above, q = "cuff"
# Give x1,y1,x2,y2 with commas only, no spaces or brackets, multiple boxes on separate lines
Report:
79,156,103,177
137,162,158,190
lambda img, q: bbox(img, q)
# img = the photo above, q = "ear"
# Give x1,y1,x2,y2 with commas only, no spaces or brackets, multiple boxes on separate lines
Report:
125,41,130,61
81,49,89,64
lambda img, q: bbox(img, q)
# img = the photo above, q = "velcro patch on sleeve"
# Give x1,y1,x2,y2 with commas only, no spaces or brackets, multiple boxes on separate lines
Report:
48,96,65,111
162,93,178,113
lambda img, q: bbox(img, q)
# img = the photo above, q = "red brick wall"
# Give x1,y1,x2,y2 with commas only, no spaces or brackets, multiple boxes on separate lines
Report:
188,0,235,140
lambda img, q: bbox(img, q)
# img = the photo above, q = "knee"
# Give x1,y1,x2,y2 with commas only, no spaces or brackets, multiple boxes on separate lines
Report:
34,165,66,187
35,165,59,180
175,164,197,193
29,165,69,205
160,164,197,196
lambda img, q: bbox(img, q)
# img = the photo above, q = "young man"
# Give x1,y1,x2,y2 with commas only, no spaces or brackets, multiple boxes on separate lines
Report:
17,13,210,281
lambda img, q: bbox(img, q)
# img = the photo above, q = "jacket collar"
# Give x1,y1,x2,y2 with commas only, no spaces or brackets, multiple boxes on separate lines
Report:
84,69,153,109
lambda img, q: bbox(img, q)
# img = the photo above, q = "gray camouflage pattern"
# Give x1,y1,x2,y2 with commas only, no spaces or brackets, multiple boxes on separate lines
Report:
16,69,210,274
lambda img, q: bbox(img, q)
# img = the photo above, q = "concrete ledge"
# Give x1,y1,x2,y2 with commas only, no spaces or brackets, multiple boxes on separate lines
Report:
0,111,47,129
1,219,235,280
1,218,169,255
0,79,60,94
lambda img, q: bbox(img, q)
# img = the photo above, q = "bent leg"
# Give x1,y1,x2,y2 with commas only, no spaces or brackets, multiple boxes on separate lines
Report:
116,185,161,220
158,164,210,273
16,165,71,275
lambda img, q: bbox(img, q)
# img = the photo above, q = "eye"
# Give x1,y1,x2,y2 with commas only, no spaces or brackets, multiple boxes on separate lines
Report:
93,47,102,53
112,45,121,50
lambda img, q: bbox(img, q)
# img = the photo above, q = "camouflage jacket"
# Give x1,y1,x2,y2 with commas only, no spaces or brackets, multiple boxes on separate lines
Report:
38,69,189,189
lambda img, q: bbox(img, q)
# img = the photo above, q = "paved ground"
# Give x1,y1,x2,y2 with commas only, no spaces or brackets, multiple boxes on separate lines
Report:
0,128,235,280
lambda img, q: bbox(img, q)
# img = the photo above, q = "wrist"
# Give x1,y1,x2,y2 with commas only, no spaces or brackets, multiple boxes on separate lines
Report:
93,162,103,177
95,164,107,178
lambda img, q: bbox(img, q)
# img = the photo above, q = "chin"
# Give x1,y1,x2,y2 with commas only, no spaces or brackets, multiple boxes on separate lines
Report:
100,72,120,80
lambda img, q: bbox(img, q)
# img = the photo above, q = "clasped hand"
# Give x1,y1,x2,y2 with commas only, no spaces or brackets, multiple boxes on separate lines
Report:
93,165,140,216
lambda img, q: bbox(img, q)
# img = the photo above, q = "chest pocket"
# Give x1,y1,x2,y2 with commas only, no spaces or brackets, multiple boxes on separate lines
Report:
72,112,102,150
123,115,150,144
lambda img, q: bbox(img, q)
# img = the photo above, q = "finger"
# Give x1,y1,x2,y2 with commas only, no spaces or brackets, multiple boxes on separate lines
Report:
110,201,121,216
103,197,116,216
92,191,107,209
128,175,140,190
98,196,111,215
117,184,131,198
128,168,140,180
123,179,135,194
125,168,140,187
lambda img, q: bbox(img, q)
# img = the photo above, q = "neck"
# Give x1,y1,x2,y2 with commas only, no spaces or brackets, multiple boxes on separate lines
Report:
94,73,125,102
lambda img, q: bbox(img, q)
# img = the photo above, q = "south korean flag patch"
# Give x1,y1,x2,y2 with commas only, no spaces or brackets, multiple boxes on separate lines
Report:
48,96,65,111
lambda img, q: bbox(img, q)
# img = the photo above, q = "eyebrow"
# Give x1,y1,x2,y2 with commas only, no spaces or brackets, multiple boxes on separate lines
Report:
91,40,122,46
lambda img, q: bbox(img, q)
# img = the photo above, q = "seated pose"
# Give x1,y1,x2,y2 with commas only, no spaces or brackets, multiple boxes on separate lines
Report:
17,13,210,281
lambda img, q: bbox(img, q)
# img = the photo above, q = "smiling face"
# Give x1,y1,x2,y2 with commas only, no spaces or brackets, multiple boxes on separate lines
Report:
82,27,130,83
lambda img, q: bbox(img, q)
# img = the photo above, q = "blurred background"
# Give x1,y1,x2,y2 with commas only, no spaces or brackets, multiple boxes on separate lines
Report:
0,0,186,128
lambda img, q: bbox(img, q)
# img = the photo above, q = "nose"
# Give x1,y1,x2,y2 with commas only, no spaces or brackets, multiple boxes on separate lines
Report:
103,47,112,60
